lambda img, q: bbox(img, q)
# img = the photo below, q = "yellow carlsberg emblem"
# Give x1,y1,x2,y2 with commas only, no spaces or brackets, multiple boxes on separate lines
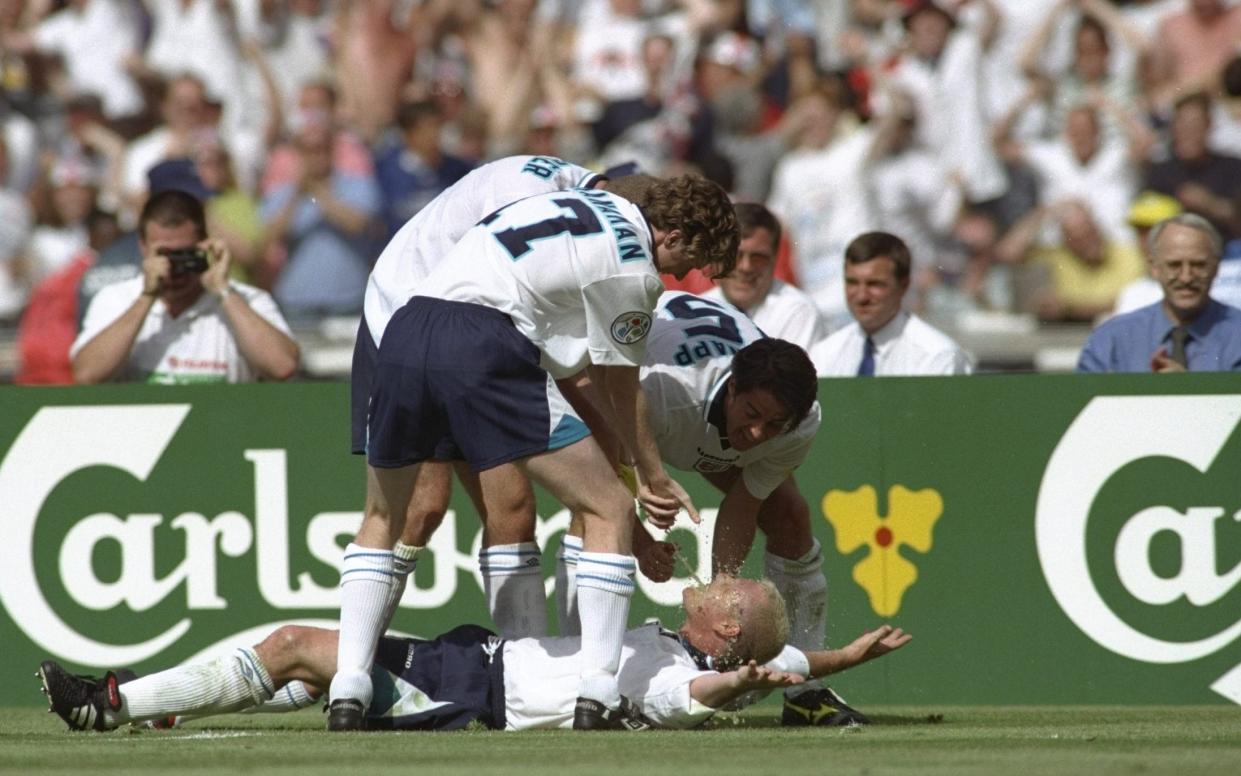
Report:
822,485,943,616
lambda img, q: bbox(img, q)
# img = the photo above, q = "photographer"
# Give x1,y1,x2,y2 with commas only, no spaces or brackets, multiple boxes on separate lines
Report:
71,190,299,384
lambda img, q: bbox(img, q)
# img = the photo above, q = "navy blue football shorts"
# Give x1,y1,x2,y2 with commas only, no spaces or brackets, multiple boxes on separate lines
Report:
365,296,590,471
364,624,506,731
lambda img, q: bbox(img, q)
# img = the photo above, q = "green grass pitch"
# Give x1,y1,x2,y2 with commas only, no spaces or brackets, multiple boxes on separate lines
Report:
4,706,1241,775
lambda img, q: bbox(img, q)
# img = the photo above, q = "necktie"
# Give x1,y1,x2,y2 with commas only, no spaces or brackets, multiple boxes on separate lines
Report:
1169,327,1190,369
857,336,876,377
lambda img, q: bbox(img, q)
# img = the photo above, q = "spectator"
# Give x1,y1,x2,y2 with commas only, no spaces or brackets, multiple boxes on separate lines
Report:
1112,190,1184,315
865,88,968,307
119,73,218,221
885,0,1007,203
1211,55,1241,157
1144,91,1241,242
994,88,1151,241
260,121,381,319
333,0,417,146
1018,0,1147,139
1149,0,1241,109
18,0,144,120
0,135,34,321
15,207,120,384
1078,213,1241,373
995,199,1145,322
373,100,473,240
71,189,299,384
27,154,99,286
192,137,264,286
259,80,373,196
811,231,972,377
704,202,827,352
767,84,876,327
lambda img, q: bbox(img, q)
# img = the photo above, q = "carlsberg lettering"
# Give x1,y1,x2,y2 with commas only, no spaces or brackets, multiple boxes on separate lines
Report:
0,406,710,669
1036,395,1241,704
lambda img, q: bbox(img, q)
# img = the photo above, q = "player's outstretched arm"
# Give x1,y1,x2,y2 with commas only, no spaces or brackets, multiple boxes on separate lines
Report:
689,660,805,709
804,626,912,678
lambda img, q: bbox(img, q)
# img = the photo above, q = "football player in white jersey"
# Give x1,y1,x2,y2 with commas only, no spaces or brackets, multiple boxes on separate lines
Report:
559,292,868,726
333,177,739,731
353,156,616,645
39,575,911,732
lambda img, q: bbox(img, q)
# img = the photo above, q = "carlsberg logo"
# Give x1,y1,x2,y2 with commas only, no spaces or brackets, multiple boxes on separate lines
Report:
1036,395,1241,704
0,405,709,669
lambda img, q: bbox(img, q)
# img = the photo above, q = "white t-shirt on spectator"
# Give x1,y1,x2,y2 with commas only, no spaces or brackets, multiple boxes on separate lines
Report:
767,129,877,328
812,310,973,377
1023,140,1136,241
704,279,828,354
34,0,143,118
71,277,293,384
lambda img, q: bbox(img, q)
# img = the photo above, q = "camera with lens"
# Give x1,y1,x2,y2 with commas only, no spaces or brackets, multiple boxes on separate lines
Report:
158,246,210,277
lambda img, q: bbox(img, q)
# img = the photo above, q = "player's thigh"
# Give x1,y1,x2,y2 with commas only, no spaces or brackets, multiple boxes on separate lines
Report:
756,475,814,559
457,461,537,546
700,467,742,494
515,436,631,522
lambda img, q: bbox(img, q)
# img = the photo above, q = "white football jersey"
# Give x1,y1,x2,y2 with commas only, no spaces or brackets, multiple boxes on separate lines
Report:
364,155,602,345
502,623,716,730
643,291,821,500
417,188,664,379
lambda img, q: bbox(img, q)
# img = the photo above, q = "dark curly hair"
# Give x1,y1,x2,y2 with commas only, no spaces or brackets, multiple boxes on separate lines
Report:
730,338,817,429
639,175,739,278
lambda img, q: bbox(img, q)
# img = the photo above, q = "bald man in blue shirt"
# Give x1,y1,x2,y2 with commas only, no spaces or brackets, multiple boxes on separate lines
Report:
1078,214,1241,373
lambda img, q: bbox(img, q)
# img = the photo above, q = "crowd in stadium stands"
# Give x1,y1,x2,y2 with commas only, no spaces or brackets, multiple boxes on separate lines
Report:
2,0,1240,383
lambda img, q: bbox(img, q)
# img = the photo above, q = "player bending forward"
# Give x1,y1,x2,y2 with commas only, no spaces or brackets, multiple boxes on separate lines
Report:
560,292,860,725
38,576,910,732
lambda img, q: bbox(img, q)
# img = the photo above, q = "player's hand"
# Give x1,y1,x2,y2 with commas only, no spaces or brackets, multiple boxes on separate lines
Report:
732,660,804,692
636,539,677,582
638,472,700,527
841,625,912,668
200,238,232,298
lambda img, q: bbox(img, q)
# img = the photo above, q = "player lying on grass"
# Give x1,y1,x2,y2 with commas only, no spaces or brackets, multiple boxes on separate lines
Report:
38,575,910,732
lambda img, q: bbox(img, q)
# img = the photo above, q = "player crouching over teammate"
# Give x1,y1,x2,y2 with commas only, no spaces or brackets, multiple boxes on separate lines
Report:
37,575,910,732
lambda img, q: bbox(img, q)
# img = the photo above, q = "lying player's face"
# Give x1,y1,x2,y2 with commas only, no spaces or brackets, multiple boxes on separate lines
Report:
845,256,907,335
724,384,792,452
682,574,746,623
718,228,776,311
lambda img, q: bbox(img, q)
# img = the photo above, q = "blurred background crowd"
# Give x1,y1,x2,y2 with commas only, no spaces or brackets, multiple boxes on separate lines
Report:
1,0,1239,381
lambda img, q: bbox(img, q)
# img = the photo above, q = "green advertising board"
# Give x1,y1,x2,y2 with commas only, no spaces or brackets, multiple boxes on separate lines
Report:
1,376,1239,708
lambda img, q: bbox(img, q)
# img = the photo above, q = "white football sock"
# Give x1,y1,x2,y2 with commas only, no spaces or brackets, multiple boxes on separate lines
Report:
329,543,394,706
480,542,547,638
555,534,582,637
575,551,635,708
114,647,275,725
765,539,828,698
242,680,318,714
379,542,421,631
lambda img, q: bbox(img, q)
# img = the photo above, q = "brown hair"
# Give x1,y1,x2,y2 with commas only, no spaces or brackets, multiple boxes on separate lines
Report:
139,189,207,242
641,175,739,277
845,231,912,280
730,338,817,429
735,202,781,251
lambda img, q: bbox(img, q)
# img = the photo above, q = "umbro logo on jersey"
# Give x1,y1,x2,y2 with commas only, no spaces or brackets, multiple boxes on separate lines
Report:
611,312,652,345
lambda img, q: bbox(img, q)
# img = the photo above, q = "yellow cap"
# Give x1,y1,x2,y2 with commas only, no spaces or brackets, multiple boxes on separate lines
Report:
1127,191,1182,227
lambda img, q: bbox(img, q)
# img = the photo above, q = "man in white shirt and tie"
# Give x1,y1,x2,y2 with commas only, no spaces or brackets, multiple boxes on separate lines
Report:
811,232,973,376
